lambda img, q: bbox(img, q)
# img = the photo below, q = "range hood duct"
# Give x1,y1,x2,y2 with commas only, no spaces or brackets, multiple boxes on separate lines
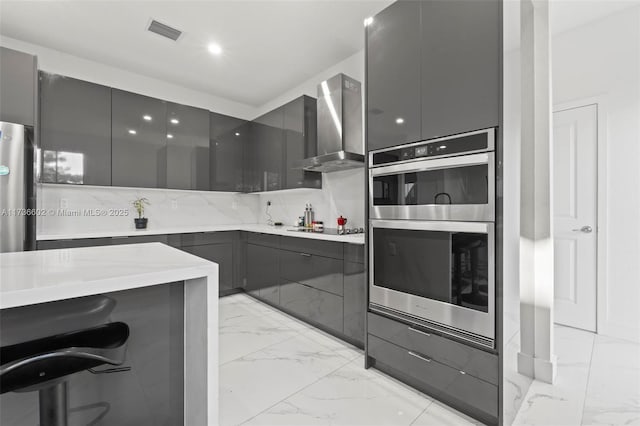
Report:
295,74,364,173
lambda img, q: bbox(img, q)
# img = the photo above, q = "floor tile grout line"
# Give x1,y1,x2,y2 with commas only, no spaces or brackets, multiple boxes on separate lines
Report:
579,333,597,426
408,400,435,426
237,356,357,426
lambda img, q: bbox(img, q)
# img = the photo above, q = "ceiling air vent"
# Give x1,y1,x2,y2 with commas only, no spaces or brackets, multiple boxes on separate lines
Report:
147,19,182,41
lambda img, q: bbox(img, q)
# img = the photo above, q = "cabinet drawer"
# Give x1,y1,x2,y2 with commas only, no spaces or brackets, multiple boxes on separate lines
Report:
247,232,280,248
368,334,498,420
280,250,343,296
344,243,365,263
280,281,343,334
367,312,498,385
280,236,343,260
180,231,235,247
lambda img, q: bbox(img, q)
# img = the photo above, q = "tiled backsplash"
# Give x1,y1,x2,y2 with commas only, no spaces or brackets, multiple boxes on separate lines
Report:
36,184,260,237
36,169,365,237
257,169,365,229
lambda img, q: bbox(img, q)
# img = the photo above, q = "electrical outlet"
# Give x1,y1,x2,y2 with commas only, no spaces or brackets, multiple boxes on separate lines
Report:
60,198,68,209
171,199,178,210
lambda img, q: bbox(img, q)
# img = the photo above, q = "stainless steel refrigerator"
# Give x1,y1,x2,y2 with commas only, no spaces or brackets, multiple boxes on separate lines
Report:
0,121,36,253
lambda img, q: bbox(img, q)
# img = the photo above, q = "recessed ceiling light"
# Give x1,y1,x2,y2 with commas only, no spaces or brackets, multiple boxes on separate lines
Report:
364,17,374,27
167,134,174,139
208,43,223,55
143,115,152,121
170,118,179,124
439,145,447,149
128,129,137,135
395,117,404,124
235,132,240,136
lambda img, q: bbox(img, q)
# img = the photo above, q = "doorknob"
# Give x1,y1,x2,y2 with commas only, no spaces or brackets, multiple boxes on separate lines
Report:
572,226,593,233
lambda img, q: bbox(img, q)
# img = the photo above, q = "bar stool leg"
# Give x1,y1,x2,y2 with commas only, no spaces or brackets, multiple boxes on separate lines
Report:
39,382,68,426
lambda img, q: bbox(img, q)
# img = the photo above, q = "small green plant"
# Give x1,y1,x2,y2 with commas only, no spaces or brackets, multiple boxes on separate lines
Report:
132,197,150,219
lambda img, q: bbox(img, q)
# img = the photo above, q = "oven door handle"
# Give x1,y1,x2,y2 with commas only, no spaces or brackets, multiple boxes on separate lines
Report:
370,219,493,234
370,152,492,177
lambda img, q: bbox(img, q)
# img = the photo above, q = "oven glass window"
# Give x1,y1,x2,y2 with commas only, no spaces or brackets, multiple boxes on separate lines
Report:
373,228,489,312
372,165,488,206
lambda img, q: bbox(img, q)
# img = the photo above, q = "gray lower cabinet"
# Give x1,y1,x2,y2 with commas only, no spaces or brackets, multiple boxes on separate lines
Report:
210,112,247,192
181,243,233,292
0,47,37,126
279,249,343,296
39,72,112,185
166,103,210,190
279,281,343,334
343,260,365,344
36,234,171,250
246,243,280,304
111,89,167,188
367,312,499,425
368,335,498,425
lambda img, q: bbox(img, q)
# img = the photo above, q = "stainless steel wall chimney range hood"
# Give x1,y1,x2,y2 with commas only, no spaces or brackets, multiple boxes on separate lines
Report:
295,74,364,173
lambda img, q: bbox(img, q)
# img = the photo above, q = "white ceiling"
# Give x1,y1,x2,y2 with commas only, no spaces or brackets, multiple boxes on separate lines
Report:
0,0,392,107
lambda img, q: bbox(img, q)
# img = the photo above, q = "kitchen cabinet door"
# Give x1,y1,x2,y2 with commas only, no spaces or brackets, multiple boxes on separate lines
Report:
283,96,321,189
0,47,36,126
246,243,280,303
182,243,234,293
421,0,501,140
343,260,365,346
111,89,167,188
210,112,247,192
166,103,209,190
366,1,421,151
39,72,112,186
249,109,284,192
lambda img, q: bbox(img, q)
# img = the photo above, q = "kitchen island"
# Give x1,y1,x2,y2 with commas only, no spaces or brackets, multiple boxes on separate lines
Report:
0,243,218,425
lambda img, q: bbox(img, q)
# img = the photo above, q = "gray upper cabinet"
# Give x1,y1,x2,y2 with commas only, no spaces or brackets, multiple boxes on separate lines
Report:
366,1,421,152
39,72,112,186
210,112,247,192
0,47,37,126
283,96,321,189
166,102,210,190
111,89,167,188
421,0,501,140
248,109,284,192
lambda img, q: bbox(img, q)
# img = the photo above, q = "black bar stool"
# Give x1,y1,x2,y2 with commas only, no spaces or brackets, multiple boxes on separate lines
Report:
0,322,130,426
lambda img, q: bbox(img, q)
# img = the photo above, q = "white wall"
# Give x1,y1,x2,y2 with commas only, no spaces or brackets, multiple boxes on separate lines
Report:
551,7,640,342
0,36,257,119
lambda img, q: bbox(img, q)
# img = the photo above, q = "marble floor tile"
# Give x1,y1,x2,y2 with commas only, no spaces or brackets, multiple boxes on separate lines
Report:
411,401,483,426
220,333,353,426
243,358,432,426
581,335,640,425
219,313,300,365
297,327,364,361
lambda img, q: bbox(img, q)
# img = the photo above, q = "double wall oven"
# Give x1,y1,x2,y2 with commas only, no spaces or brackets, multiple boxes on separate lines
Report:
369,128,496,348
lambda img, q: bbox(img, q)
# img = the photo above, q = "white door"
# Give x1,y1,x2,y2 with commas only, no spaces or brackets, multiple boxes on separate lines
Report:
553,104,598,332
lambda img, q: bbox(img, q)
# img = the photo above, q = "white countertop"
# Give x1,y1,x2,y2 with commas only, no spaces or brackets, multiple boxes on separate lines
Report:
0,243,219,309
37,224,366,245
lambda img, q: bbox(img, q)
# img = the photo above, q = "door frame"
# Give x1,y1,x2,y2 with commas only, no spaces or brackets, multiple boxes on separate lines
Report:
552,95,608,335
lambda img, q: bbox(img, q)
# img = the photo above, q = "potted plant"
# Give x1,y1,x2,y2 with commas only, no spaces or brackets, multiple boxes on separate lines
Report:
132,197,150,229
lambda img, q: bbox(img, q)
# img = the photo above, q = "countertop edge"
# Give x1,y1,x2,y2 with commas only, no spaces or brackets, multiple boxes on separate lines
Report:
36,224,366,245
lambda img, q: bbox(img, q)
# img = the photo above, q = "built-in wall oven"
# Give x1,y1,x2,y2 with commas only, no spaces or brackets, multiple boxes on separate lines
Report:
368,128,496,348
